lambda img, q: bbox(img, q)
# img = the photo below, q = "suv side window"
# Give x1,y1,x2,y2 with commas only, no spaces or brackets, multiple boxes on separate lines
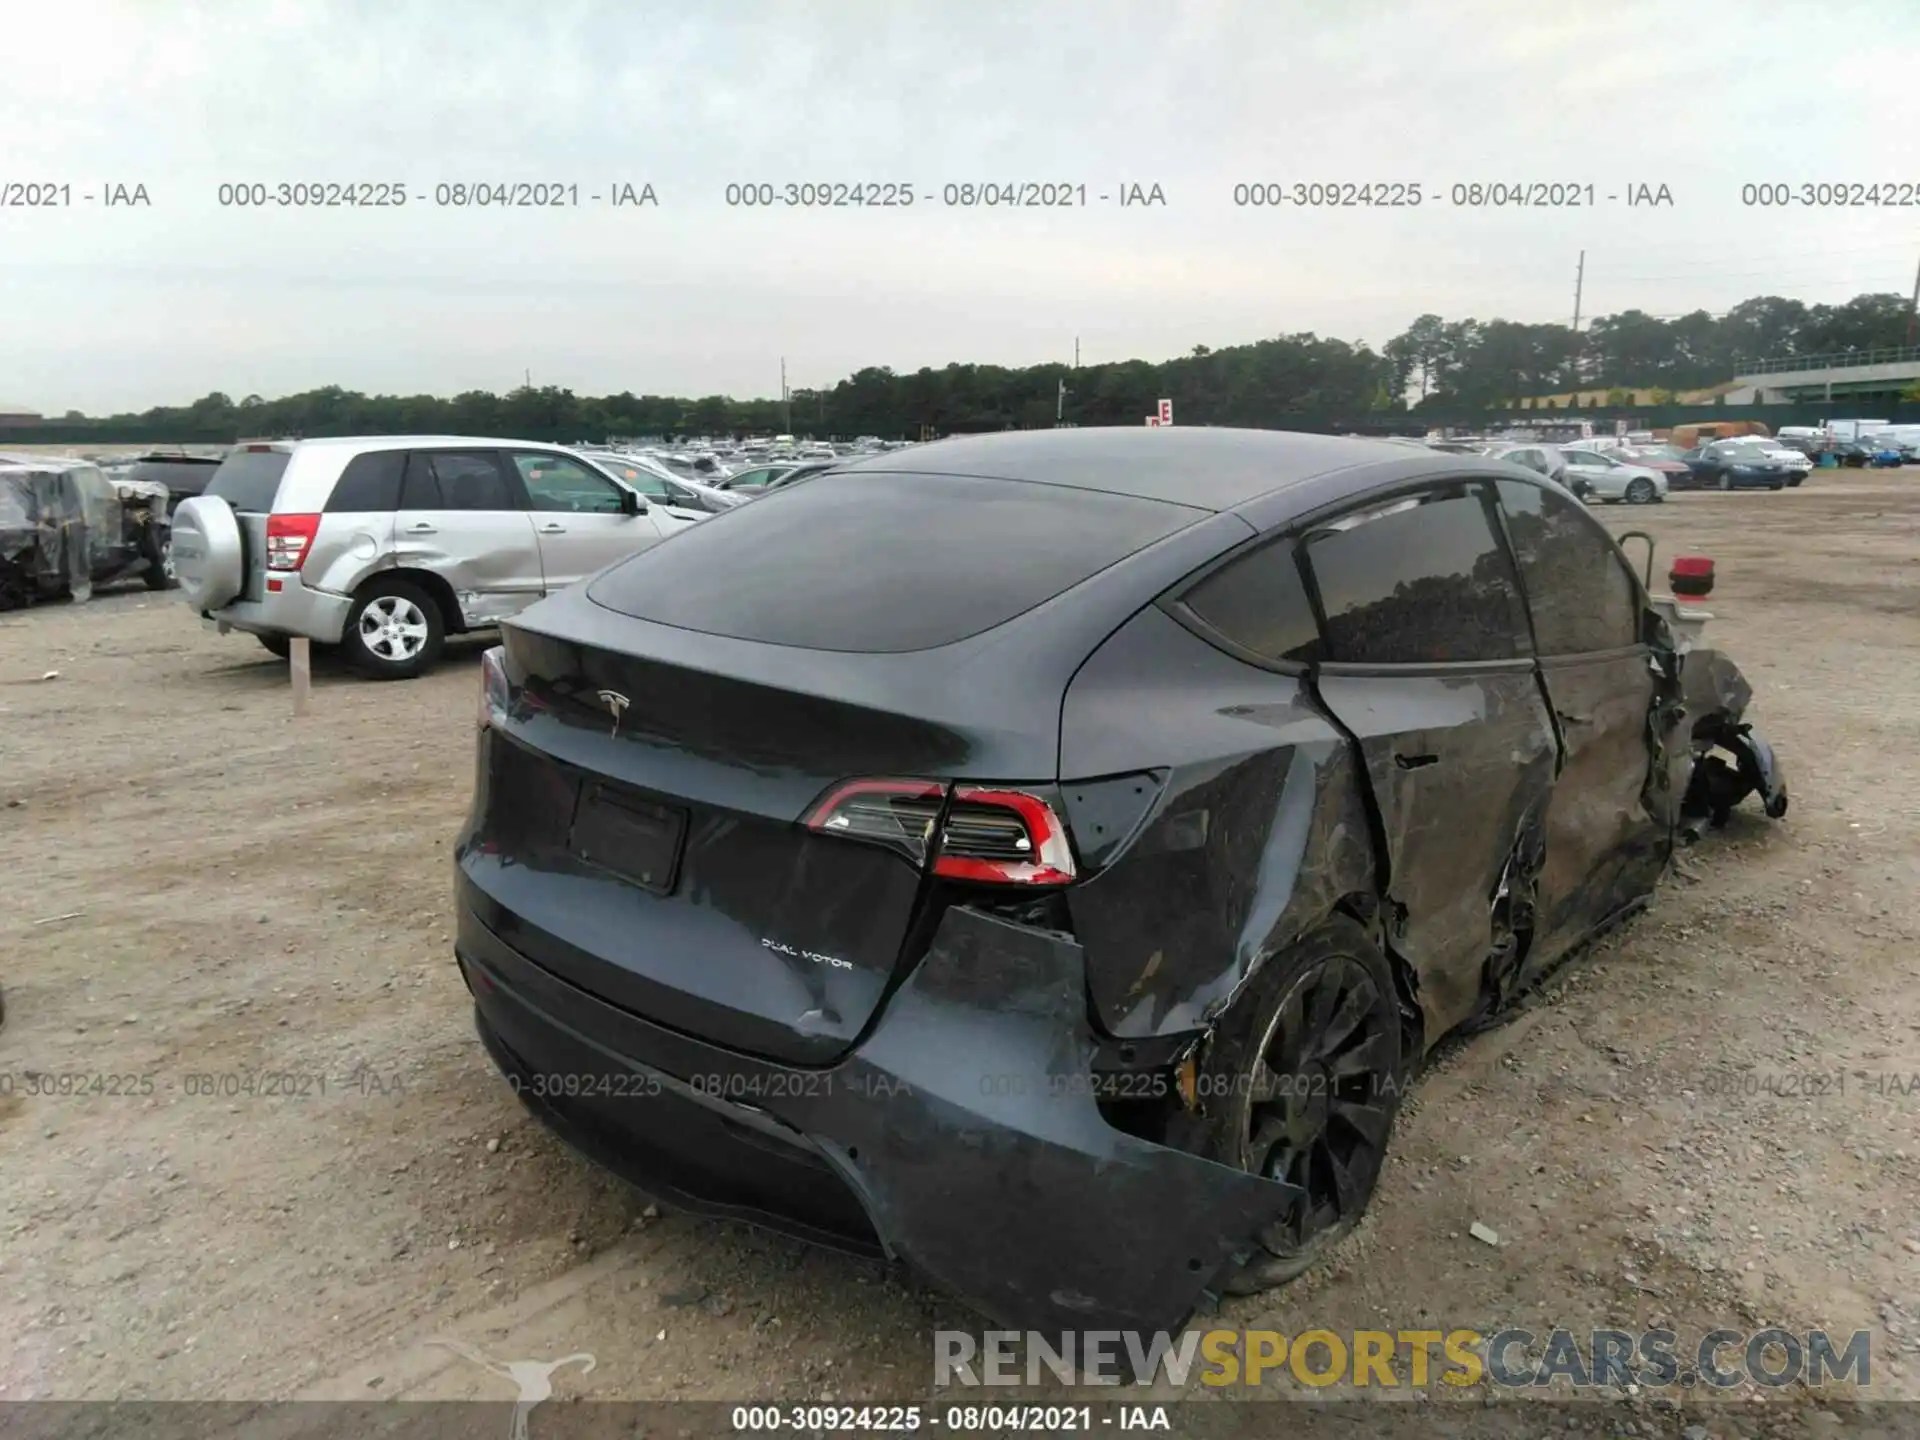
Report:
1304,487,1530,665
399,451,517,510
418,451,516,510
513,453,627,513
1178,536,1321,665
325,450,406,512
600,461,676,503
1495,479,1640,654
398,453,441,509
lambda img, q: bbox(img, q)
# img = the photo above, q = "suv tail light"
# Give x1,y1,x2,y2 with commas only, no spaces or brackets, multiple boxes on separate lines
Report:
804,779,1077,886
265,512,320,571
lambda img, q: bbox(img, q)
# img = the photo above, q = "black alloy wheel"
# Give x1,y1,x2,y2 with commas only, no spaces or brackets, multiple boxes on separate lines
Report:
1204,917,1407,1293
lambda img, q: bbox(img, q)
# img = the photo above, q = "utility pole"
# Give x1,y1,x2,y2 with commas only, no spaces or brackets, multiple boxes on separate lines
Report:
780,357,790,432
1570,250,1586,386
1056,376,1066,425
1074,337,1080,368
1907,244,1919,345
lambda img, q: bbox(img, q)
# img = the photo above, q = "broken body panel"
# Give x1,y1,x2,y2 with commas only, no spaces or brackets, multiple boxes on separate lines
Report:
0,463,167,608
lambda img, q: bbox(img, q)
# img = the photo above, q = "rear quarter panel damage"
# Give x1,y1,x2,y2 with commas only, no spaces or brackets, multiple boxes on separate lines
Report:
1527,650,1670,970
809,905,1301,1332
1060,606,1375,1039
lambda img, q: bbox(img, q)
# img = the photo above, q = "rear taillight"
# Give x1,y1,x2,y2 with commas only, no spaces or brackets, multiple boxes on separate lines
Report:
804,779,946,865
804,779,1077,886
264,512,320,571
478,646,509,729
934,786,1077,886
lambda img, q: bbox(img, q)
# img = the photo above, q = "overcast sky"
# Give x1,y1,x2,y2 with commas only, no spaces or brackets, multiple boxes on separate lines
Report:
3,0,1915,413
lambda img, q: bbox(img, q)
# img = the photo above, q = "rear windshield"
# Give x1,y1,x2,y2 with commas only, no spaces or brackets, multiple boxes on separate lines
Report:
586,471,1202,652
205,450,292,512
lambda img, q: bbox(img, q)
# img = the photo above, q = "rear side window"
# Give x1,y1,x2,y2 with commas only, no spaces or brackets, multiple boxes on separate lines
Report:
1305,488,1529,665
398,455,441,509
324,450,406,512
586,471,1202,653
205,450,291,513
1179,538,1321,665
1495,480,1640,654
401,451,517,511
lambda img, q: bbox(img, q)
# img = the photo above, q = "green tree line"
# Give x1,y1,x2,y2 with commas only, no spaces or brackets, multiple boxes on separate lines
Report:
52,289,1916,441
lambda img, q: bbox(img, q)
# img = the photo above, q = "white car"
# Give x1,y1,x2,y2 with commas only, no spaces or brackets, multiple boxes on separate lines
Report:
581,451,745,528
1559,447,1668,504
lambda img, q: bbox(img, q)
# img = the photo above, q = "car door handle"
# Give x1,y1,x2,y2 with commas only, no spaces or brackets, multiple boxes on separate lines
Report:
1393,752,1439,770
405,522,436,534
540,523,566,534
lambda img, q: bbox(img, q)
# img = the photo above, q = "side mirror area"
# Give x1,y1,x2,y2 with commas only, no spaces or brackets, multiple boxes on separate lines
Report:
620,488,647,515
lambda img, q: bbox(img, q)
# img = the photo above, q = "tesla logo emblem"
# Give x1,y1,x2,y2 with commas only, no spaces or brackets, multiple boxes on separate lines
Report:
596,689,629,738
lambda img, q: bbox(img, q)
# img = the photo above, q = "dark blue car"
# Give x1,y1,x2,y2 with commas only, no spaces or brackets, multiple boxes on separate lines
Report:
1681,441,1790,491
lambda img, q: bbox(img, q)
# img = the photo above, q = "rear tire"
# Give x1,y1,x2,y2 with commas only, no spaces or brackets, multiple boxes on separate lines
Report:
1200,915,1407,1294
142,529,178,590
0,563,31,611
343,578,444,680
1769,481,1784,491
1718,473,1732,491
1625,478,1655,505
257,634,292,659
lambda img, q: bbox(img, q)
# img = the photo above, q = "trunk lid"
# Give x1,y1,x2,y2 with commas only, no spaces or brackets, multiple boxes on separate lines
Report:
460,595,1070,1066
456,472,1224,1064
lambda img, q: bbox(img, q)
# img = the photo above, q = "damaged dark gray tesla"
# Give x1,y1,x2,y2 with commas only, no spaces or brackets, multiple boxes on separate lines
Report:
452,427,1786,1334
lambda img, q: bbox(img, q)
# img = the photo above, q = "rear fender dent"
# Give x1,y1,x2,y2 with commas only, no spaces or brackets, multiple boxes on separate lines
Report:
814,905,1299,1332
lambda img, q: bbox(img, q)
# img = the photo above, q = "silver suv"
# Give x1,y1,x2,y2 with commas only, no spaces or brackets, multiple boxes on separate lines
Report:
170,436,695,679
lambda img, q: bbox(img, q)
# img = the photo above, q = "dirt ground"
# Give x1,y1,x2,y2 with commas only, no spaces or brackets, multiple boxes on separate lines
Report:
2,471,1918,1422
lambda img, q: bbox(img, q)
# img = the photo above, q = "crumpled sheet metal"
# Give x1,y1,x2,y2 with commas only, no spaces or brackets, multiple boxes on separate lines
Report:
1673,647,1788,829
0,468,90,601
0,465,166,606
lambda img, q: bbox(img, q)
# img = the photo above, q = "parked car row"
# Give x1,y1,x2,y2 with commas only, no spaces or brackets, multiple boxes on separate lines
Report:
1365,433,1830,504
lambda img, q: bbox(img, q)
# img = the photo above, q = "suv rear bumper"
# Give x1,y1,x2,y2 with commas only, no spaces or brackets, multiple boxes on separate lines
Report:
454,875,1298,1333
204,572,352,644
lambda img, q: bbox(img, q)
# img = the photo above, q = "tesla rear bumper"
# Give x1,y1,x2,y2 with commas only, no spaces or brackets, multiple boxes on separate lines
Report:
456,886,1298,1333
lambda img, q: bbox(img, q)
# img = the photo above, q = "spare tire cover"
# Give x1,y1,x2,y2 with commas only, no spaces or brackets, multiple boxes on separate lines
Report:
170,494,244,611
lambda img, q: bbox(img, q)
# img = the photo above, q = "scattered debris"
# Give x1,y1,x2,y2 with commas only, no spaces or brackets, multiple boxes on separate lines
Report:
31,911,84,926
1469,1222,1500,1246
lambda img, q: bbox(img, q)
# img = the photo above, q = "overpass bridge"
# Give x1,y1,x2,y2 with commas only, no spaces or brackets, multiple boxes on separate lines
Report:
1733,344,1920,403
